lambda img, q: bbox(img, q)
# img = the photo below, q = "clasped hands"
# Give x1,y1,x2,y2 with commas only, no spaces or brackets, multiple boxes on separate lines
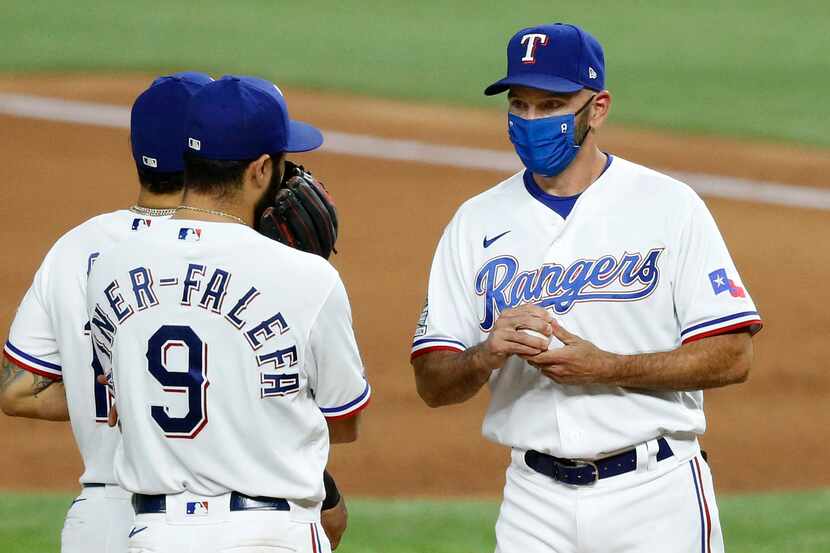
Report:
482,304,619,385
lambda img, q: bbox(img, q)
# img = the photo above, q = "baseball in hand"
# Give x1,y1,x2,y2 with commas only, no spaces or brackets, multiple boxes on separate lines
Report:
520,329,564,350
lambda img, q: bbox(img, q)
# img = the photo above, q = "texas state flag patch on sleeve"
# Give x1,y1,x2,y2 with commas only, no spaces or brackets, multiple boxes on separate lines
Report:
709,268,745,298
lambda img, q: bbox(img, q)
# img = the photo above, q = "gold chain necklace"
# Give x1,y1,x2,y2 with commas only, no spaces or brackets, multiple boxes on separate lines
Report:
129,205,177,217
176,205,247,226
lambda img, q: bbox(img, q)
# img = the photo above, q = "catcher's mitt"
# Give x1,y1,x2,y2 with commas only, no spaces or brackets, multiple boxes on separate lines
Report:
258,161,338,259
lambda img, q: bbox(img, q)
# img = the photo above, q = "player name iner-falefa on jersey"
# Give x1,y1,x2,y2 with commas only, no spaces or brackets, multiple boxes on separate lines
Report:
90,258,301,394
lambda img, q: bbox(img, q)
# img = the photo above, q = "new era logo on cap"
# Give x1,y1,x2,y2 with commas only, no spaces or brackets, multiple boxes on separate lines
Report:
588,67,598,79
141,155,158,168
188,137,201,151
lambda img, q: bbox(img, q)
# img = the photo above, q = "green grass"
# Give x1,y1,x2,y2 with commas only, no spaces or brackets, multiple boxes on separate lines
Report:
1,490,829,552
1,1,829,146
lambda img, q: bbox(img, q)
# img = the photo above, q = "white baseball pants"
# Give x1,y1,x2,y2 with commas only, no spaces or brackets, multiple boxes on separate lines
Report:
495,438,725,553
126,492,331,553
61,484,134,553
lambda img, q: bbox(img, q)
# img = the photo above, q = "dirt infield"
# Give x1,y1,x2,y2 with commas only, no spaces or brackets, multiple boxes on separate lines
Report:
0,74,828,497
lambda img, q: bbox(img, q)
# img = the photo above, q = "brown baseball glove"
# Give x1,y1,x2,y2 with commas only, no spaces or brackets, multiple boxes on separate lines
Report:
257,161,338,259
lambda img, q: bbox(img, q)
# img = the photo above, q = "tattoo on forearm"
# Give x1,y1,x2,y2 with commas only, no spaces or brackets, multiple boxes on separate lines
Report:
31,374,55,396
0,358,25,391
1,358,55,395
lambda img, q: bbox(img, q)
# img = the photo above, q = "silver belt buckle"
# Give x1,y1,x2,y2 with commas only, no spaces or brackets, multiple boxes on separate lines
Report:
574,460,600,484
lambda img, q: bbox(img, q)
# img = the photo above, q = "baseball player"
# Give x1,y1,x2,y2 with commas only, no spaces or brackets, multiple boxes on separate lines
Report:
0,72,213,552
86,75,369,553
411,23,762,553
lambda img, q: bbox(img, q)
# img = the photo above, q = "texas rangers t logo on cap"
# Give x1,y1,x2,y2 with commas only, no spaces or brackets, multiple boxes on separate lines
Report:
520,33,548,64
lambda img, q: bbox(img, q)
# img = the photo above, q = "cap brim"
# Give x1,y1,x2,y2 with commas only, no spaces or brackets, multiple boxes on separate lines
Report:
484,74,585,96
285,120,323,152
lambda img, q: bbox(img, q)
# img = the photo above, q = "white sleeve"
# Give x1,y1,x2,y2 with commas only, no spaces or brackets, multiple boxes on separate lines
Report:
4,259,62,380
673,196,763,344
305,276,370,419
410,215,480,359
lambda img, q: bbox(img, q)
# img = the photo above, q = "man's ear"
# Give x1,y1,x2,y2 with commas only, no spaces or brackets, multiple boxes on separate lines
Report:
590,90,612,129
245,154,272,191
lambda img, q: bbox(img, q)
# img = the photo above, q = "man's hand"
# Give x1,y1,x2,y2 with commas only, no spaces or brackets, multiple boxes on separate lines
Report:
522,320,619,385
413,304,554,407
523,320,755,391
96,374,119,427
321,495,348,550
483,304,554,369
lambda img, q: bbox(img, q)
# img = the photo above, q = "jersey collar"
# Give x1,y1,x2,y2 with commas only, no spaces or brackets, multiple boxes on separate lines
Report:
523,154,614,219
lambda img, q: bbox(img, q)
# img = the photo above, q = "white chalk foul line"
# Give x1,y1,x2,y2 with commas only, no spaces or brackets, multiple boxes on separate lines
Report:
2,92,829,211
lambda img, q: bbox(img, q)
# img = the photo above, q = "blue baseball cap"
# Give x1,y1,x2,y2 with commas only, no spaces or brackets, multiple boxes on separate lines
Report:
484,23,605,96
184,75,323,160
131,72,214,172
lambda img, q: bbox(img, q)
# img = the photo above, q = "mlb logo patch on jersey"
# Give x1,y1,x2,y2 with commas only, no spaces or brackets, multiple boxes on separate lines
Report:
131,218,152,231
709,268,745,298
186,501,209,516
178,227,202,241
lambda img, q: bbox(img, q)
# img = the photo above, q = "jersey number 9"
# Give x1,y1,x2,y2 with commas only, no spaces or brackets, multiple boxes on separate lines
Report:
147,325,209,439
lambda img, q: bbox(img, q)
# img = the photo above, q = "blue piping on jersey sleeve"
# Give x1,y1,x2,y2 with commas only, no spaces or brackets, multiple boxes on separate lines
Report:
318,380,371,415
411,337,467,350
523,154,613,219
679,311,760,338
4,341,62,371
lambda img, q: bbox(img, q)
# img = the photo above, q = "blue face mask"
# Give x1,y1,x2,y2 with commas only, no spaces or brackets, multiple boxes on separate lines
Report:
508,95,595,177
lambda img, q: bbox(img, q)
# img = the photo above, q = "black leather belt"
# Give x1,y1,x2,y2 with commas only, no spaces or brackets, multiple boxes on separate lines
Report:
525,437,674,486
132,492,290,514
82,483,106,488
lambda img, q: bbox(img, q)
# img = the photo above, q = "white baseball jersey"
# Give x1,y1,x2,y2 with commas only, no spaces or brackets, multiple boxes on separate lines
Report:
4,210,169,485
413,155,762,460
86,219,369,501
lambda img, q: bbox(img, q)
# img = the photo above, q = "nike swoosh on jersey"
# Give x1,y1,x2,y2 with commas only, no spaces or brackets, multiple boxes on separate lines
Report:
483,231,511,248
129,526,148,538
